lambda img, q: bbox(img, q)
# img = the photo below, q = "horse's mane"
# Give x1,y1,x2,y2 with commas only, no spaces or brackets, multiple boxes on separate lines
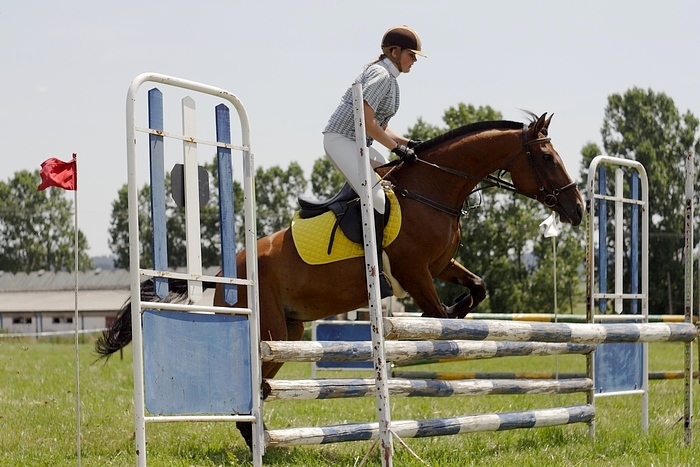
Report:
415,120,525,154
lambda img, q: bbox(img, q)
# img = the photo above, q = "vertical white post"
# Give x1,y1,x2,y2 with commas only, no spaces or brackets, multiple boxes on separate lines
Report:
181,96,203,302
351,83,393,466
684,150,694,445
126,78,147,467
244,148,264,463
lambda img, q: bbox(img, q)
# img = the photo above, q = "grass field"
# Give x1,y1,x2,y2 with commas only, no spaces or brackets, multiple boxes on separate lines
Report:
1,335,699,466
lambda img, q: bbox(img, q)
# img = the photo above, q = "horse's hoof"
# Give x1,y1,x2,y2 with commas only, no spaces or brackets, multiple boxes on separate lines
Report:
445,292,473,319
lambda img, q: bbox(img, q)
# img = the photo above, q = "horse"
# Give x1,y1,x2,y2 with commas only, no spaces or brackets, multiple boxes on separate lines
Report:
96,112,584,446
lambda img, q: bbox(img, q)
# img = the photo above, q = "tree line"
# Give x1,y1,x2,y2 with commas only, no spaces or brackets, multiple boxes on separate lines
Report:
1,87,698,314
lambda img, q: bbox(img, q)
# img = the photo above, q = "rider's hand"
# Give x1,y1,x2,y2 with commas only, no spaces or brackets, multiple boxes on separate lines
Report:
406,139,423,149
392,144,417,162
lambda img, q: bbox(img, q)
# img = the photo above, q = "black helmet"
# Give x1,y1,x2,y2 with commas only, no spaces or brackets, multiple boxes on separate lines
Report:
381,26,426,57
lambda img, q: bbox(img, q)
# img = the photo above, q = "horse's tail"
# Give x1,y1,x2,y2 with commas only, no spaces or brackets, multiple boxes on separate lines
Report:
94,278,201,359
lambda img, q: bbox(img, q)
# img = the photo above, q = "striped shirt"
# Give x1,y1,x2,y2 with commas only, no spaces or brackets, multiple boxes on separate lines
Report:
323,58,400,146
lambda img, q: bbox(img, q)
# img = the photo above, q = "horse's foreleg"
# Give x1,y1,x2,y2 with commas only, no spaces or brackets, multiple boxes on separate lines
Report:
435,259,487,318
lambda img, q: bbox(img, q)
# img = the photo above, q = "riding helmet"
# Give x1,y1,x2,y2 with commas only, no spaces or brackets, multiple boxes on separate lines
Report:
381,26,426,57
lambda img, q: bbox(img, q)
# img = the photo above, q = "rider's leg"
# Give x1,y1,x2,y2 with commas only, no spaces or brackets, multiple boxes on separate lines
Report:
324,133,392,296
323,132,387,214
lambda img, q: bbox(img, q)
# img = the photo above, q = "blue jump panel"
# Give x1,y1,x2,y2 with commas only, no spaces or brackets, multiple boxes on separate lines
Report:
315,322,373,370
143,310,252,415
594,342,643,393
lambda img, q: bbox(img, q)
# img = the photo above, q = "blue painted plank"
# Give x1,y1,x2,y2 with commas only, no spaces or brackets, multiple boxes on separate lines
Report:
598,165,607,312
630,171,639,314
315,322,373,369
148,88,168,298
143,310,253,415
215,104,237,304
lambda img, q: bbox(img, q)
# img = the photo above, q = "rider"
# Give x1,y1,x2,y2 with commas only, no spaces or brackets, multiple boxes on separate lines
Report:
323,25,425,297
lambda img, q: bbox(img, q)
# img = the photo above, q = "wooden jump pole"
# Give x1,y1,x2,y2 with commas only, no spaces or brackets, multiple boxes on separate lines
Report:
265,405,595,448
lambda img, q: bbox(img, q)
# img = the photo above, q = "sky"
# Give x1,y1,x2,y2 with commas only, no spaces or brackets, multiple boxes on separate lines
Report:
2,1,699,258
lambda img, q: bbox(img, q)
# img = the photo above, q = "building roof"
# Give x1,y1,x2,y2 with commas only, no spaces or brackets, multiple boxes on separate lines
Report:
0,269,130,293
0,268,219,314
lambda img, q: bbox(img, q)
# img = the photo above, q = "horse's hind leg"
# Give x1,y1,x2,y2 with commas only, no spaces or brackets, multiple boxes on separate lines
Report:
237,298,306,451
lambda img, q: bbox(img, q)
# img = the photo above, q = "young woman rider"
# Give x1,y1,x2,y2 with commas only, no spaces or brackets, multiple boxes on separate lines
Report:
323,25,425,296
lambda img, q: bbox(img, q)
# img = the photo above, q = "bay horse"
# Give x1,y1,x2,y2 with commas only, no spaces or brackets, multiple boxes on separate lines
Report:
96,112,583,446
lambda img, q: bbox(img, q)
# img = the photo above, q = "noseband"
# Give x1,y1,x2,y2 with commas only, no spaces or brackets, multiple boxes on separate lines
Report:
392,124,577,216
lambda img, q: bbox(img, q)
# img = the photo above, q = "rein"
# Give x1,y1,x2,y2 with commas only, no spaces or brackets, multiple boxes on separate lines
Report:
392,124,577,216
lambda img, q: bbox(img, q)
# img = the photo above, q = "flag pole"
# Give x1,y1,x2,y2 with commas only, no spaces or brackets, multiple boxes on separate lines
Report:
72,153,81,466
36,153,81,464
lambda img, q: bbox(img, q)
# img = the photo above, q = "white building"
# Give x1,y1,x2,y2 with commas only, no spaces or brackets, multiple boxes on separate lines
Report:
0,269,130,334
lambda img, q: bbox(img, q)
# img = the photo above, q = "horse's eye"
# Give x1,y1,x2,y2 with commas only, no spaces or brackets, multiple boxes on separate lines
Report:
542,153,552,162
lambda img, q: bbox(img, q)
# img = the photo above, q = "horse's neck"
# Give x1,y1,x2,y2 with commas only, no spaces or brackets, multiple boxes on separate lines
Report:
449,129,522,176
396,129,521,211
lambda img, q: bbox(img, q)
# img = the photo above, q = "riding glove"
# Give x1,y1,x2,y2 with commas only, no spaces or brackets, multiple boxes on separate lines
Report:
406,139,423,149
392,144,417,162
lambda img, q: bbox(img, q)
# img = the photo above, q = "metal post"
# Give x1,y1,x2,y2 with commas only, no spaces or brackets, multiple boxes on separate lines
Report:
684,150,694,445
351,83,393,466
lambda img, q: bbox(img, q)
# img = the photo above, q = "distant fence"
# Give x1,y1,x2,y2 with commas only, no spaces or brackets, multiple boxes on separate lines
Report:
0,328,107,339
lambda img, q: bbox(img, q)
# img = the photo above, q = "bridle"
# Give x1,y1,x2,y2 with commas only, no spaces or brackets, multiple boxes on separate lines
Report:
519,125,578,208
391,124,578,217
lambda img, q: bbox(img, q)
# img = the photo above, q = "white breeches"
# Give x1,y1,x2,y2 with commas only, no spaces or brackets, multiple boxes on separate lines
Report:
323,132,388,214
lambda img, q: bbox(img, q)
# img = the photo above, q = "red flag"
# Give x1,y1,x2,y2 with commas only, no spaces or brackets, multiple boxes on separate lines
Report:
38,154,77,191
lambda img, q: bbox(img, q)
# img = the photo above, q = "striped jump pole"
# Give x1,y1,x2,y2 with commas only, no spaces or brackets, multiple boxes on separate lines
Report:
265,404,595,448
264,377,593,401
261,340,596,364
383,318,698,343
391,370,700,381
391,370,588,380
464,313,696,324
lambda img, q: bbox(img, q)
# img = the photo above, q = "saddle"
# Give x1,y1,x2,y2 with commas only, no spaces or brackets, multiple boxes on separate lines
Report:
298,183,391,253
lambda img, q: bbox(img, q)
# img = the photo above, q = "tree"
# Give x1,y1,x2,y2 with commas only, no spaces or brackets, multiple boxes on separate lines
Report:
528,222,586,314
108,184,151,270
579,87,700,314
310,157,345,200
406,103,503,140
254,162,307,237
0,170,91,272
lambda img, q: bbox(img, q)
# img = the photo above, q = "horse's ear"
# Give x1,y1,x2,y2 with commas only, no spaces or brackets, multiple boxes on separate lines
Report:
544,113,554,130
534,113,548,134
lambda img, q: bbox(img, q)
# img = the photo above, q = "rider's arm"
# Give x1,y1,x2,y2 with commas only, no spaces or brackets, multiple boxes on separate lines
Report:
364,101,407,150
385,127,409,147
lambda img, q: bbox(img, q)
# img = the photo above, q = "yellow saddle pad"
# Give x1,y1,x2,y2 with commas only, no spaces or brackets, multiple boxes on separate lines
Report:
291,190,402,265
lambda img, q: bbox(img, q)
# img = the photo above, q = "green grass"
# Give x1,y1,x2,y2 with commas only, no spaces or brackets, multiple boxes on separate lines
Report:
1,337,699,466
